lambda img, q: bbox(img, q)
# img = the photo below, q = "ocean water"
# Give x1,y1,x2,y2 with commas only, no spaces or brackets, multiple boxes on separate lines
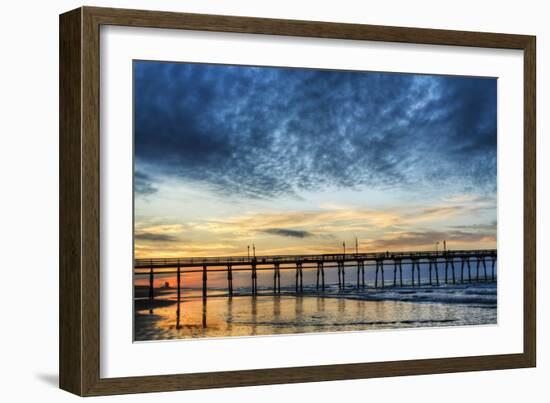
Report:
134,282,497,341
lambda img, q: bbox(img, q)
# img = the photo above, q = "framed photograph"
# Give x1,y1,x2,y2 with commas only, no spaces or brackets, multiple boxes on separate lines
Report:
59,6,536,396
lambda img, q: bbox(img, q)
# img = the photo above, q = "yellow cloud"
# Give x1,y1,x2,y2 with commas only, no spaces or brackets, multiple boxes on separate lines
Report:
135,223,185,234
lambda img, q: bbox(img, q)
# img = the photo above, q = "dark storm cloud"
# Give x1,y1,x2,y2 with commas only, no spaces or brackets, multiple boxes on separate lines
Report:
134,61,497,198
262,228,314,238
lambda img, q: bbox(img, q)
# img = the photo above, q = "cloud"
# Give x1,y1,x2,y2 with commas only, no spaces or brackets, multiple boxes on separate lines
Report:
189,203,481,240
135,171,157,196
406,206,464,223
134,222,186,243
451,221,497,231
134,241,239,258
442,194,490,203
134,222,186,233
192,208,401,237
134,62,497,198
134,202,496,257
262,228,314,238
365,229,496,251
134,232,178,242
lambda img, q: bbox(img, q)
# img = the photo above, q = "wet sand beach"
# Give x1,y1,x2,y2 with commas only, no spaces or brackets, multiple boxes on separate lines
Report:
134,282,497,341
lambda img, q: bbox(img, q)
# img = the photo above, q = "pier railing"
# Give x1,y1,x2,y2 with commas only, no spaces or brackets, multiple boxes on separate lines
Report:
134,249,497,268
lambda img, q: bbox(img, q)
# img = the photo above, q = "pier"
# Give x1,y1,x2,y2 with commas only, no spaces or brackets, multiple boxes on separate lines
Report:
135,249,497,301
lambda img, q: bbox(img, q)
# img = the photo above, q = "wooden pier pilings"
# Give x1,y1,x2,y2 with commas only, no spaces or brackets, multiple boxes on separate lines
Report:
136,249,497,299
295,261,303,293
357,260,365,288
316,261,325,290
374,258,385,288
202,265,207,301
227,265,233,296
337,261,345,289
393,259,403,287
274,263,281,293
251,262,257,295
148,267,154,302
177,264,181,302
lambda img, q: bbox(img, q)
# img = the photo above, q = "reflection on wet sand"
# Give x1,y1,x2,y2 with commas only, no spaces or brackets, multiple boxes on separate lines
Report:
134,289,497,341
176,301,181,330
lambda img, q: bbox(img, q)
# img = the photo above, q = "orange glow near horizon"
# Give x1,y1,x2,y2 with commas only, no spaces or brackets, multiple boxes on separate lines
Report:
134,199,497,260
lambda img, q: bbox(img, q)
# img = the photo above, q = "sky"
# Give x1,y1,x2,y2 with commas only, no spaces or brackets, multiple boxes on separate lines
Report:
133,60,497,260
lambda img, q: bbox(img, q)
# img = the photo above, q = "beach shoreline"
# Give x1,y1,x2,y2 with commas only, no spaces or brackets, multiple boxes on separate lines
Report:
134,281,497,341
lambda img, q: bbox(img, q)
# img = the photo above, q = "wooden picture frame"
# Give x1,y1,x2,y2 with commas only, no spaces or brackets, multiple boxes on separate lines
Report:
59,6,536,396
